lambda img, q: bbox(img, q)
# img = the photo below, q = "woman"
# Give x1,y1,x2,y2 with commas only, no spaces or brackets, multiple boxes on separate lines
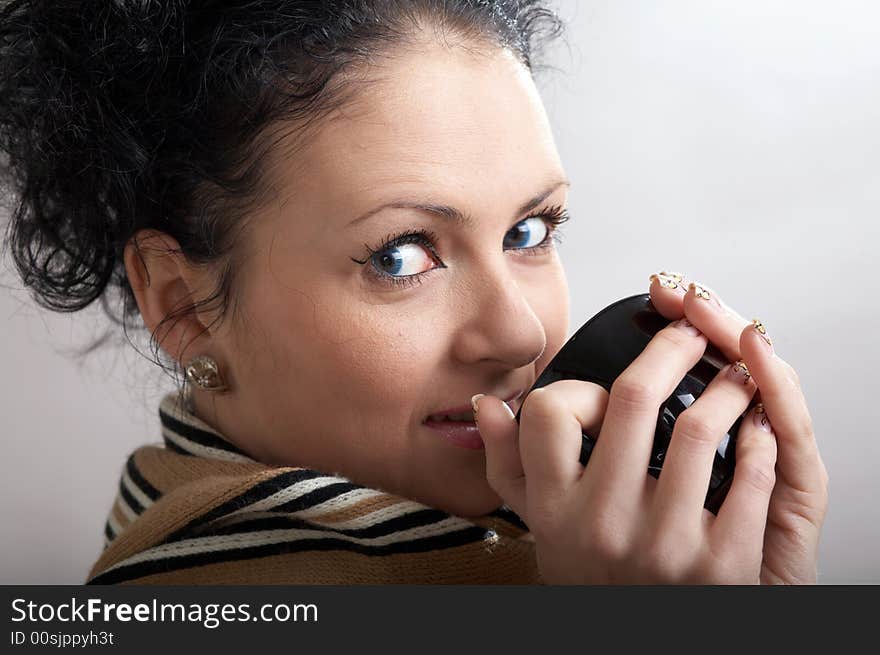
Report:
0,0,827,584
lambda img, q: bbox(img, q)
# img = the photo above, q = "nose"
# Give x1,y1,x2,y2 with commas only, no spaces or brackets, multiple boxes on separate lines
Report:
451,257,547,369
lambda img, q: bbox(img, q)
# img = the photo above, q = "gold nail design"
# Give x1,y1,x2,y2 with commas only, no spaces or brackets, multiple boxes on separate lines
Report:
650,271,685,290
752,319,773,346
754,402,771,429
731,360,751,384
689,281,712,300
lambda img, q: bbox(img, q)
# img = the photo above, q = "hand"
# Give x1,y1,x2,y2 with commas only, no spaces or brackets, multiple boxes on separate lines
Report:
476,309,766,583
474,271,827,584
648,272,828,584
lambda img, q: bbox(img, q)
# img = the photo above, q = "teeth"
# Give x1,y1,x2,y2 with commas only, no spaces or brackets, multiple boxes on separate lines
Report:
429,412,474,422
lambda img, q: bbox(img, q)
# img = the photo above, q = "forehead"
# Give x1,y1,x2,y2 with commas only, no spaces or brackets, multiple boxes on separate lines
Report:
276,42,563,205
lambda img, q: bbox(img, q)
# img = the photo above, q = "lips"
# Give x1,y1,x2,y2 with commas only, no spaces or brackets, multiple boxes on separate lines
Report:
422,389,526,450
423,389,525,424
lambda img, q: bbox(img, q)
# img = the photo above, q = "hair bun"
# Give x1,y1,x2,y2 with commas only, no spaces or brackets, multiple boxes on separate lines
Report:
0,0,181,313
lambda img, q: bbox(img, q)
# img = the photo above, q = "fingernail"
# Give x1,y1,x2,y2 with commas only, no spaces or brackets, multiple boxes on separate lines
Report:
673,317,702,336
727,360,752,385
753,402,773,432
688,281,724,312
501,401,515,421
649,270,686,292
751,318,773,352
471,394,485,418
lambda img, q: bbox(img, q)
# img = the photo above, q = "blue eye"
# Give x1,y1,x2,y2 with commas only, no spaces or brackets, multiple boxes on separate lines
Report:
349,230,444,289
503,217,549,250
371,241,437,277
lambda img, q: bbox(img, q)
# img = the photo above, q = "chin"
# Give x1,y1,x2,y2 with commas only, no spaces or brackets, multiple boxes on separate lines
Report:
426,485,504,518
384,452,508,518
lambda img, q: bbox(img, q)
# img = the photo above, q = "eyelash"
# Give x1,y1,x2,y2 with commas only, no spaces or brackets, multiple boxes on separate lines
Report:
350,204,571,289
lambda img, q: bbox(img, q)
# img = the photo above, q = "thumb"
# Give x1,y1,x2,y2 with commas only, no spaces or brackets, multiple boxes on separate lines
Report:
472,393,527,519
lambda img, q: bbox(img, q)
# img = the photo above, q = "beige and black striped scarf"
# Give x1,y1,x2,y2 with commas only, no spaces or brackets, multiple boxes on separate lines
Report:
87,392,540,584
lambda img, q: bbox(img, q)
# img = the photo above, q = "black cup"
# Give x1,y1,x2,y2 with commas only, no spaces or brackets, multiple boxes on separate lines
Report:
514,293,742,514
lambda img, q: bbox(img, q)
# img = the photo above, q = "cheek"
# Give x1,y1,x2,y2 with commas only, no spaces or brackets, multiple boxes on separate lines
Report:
238,262,440,425
295,300,436,418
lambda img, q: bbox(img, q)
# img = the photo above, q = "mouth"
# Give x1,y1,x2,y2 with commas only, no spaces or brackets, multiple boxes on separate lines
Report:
422,389,525,450
423,388,524,424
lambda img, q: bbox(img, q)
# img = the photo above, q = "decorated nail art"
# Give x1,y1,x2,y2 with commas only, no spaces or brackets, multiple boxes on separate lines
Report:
752,319,773,348
753,402,773,432
688,281,726,313
728,360,752,384
649,270,685,290
690,282,711,300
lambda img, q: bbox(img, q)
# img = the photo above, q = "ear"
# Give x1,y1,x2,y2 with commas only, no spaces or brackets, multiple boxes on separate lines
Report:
123,229,221,365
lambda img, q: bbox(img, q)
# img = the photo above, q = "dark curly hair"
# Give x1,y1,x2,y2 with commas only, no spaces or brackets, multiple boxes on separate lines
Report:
0,0,565,373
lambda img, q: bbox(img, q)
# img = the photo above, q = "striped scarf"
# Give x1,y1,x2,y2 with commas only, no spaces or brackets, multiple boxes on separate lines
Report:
87,392,540,584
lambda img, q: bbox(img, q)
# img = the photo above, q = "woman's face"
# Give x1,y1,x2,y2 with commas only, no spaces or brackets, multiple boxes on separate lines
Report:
191,41,570,517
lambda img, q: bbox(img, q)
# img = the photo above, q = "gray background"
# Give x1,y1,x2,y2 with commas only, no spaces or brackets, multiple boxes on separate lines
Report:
1,0,877,584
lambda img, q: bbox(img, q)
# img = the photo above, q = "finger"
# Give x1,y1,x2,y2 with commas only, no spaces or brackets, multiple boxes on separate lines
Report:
518,380,608,507
652,360,758,528
739,320,826,497
586,318,708,505
648,270,689,319
472,394,527,518
682,280,751,364
712,403,778,560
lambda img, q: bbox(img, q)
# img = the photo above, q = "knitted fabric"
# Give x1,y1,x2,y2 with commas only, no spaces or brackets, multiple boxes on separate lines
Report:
87,392,540,584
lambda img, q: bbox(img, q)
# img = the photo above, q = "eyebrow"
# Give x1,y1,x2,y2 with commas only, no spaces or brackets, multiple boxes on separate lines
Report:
346,179,571,229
